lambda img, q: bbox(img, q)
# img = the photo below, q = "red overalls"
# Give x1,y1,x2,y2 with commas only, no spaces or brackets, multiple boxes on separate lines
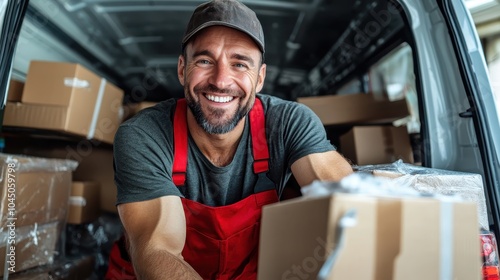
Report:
105,97,279,280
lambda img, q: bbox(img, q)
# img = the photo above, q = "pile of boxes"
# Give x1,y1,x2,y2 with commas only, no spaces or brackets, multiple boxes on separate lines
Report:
2,60,126,278
258,168,485,280
1,62,489,279
0,154,77,275
297,93,415,165
4,61,124,145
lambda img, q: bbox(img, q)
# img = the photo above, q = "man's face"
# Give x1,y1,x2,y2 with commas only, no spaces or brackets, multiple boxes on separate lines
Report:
177,26,266,135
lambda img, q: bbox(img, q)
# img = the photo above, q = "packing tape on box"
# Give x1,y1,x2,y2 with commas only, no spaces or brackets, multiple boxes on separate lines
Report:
87,78,106,140
440,199,454,280
64,77,90,88
69,196,87,207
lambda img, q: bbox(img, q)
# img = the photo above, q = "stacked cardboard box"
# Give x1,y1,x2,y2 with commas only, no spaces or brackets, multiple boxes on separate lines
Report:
297,93,414,165
297,93,409,126
0,153,78,274
258,174,482,280
67,181,101,224
3,61,124,144
339,125,414,165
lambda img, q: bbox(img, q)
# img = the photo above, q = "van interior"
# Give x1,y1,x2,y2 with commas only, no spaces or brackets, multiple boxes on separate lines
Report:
1,0,499,278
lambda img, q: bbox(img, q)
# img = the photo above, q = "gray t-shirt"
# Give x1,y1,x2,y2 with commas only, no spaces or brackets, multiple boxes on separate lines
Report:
114,94,335,207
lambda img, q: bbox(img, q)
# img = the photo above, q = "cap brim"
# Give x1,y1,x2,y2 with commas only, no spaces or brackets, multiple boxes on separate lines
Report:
182,21,265,53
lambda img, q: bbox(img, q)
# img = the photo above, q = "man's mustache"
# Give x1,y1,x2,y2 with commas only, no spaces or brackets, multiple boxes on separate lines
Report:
193,84,243,96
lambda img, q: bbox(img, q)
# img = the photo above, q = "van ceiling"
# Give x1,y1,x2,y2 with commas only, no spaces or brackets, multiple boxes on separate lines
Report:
25,0,398,103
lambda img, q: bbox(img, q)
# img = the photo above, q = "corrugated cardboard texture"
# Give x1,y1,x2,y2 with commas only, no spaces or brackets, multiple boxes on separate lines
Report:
258,193,481,280
7,80,24,102
0,222,60,274
4,102,70,131
297,93,409,126
340,125,414,165
67,181,101,224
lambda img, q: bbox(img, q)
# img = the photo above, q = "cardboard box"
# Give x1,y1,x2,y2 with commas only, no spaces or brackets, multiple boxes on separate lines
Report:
7,79,24,102
0,153,78,229
258,189,481,280
297,93,409,126
67,181,101,224
339,125,414,165
4,61,124,144
0,222,60,274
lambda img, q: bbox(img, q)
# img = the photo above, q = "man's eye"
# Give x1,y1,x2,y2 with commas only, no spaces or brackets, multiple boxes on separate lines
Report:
235,63,247,68
198,60,211,65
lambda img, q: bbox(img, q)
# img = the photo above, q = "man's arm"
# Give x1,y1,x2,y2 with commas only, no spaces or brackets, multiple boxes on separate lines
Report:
117,196,202,280
291,150,353,187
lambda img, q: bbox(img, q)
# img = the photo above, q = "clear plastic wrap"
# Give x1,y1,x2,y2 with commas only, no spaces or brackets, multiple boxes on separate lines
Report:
65,213,123,279
0,153,78,276
354,160,489,230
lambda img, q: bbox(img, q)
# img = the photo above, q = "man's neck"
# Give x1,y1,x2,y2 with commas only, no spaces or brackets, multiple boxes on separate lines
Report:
187,111,246,167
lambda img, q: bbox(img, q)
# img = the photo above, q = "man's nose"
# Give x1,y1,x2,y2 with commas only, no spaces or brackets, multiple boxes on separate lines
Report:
209,63,232,89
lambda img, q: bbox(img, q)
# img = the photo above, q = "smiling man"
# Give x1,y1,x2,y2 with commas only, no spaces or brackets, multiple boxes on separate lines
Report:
105,0,353,279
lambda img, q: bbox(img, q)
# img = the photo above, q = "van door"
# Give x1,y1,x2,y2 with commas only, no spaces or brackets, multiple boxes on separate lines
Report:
0,0,29,124
400,0,500,235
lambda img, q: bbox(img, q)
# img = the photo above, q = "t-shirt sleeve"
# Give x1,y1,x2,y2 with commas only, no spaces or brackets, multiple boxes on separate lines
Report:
113,122,181,205
280,102,336,167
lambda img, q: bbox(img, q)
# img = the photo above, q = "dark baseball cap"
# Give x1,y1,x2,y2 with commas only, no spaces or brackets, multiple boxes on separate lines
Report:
182,0,265,53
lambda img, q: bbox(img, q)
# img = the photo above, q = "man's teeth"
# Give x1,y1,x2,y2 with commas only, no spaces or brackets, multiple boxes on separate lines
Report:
206,95,234,103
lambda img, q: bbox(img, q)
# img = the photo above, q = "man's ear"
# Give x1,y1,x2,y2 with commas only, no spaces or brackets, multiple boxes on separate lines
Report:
177,54,185,86
256,63,267,93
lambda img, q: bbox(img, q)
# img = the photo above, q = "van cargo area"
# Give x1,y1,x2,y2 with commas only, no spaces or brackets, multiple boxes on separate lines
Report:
0,0,499,279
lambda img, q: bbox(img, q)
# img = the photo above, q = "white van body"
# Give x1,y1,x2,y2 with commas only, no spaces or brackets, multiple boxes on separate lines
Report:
0,0,499,274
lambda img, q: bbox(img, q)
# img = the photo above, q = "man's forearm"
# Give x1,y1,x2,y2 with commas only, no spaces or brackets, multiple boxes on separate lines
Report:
132,247,202,280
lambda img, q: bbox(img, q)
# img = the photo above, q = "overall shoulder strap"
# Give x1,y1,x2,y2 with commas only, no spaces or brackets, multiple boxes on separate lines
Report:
249,97,270,174
172,98,188,186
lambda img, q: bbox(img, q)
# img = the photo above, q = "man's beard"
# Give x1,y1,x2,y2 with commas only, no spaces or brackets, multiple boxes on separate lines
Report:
186,84,254,135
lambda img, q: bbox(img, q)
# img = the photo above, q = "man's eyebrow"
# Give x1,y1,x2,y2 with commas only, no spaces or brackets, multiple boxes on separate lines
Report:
191,50,255,67
232,54,255,67
192,50,213,58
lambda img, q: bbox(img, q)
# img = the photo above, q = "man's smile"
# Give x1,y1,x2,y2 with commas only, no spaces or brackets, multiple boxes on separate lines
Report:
205,94,235,103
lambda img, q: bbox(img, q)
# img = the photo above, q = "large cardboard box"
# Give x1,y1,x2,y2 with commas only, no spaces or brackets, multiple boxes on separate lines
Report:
0,221,60,274
258,182,482,280
67,181,101,224
339,125,414,165
3,61,124,144
297,93,409,126
0,153,78,229
7,79,24,102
